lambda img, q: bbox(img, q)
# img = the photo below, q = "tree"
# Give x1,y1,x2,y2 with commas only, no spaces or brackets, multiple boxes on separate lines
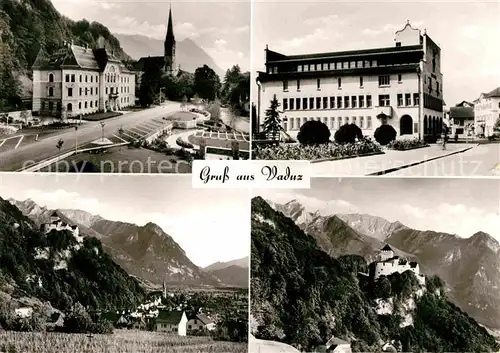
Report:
193,65,220,101
139,62,162,107
297,120,331,144
334,123,363,144
63,303,93,333
180,95,188,111
198,138,206,160
56,138,64,153
261,95,282,141
251,103,258,135
374,277,392,299
221,65,250,116
374,124,397,145
231,140,240,160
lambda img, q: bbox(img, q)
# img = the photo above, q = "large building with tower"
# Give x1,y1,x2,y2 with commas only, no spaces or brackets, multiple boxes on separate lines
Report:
256,21,444,140
136,5,179,77
32,38,136,118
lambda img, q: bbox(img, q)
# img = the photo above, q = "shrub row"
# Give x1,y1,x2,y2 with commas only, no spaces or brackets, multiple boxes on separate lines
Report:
295,120,398,146
176,137,194,149
253,138,382,160
387,138,429,151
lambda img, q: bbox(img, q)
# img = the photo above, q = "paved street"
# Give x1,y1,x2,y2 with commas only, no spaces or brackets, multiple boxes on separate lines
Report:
311,144,473,176
0,102,180,171
388,143,500,176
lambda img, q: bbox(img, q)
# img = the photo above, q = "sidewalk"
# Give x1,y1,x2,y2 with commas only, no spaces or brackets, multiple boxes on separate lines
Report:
164,130,200,150
311,143,476,176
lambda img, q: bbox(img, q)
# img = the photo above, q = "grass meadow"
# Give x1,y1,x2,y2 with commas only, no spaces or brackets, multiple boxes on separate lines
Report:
0,330,247,353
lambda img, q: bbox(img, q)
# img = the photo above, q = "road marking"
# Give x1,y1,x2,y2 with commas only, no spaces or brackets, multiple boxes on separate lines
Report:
14,135,24,149
121,131,137,140
124,129,141,138
131,125,150,134
137,122,157,129
113,134,128,143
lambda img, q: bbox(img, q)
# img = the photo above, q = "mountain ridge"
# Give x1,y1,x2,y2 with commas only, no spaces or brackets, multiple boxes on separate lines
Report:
114,34,225,77
266,198,500,329
251,196,499,352
9,198,245,288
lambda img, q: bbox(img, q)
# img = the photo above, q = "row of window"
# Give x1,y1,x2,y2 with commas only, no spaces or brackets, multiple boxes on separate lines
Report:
475,102,500,110
48,86,131,97
43,97,131,112
282,93,420,111
285,116,373,131
106,73,131,84
269,59,380,74
283,74,404,91
51,73,132,84
61,73,99,84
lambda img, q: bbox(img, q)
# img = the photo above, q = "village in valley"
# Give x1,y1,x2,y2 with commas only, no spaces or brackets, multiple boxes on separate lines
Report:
0,176,249,352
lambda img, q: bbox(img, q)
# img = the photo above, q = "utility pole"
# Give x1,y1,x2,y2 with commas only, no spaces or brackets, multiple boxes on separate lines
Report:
100,122,105,142
75,126,78,153
417,60,423,140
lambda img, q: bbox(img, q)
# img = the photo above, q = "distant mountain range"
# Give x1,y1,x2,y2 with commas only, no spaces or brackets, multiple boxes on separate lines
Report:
114,34,225,77
252,196,499,352
267,198,500,330
0,196,145,314
9,198,248,288
203,257,249,288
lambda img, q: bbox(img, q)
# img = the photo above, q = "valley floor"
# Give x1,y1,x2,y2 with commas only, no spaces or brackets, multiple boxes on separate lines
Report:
0,329,247,353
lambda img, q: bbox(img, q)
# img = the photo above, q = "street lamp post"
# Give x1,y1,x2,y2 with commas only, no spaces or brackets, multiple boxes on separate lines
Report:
100,122,105,142
75,126,78,153
159,87,166,106
417,61,422,141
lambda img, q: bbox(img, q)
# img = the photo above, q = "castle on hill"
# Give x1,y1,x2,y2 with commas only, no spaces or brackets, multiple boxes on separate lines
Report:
41,212,82,242
373,245,426,285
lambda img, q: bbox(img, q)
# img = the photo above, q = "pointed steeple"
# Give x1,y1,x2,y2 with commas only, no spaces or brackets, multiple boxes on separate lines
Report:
164,3,176,74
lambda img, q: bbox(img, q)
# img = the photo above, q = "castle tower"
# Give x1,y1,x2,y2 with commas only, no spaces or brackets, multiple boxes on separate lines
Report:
49,211,60,224
164,4,176,75
380,244,394,261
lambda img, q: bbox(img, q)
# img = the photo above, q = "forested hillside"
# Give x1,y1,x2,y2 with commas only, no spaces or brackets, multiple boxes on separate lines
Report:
0,197,145,313
251,196,499,352
0,0,130,111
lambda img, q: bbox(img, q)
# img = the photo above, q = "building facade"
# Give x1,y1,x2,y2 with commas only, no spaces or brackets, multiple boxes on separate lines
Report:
474,87,500,137
187,314,216,331
449,101,474,138
155,310,188,336
41,212,81,241
32,42,135,118
374,245,425,286
256,22,444,140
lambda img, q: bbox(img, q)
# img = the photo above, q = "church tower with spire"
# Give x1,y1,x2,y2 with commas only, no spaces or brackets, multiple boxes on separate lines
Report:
164,4,176,75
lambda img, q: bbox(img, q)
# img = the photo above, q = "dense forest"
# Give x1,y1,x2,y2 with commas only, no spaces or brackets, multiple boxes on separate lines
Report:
251,196,499,352
0,197,145,313
0,0,130,111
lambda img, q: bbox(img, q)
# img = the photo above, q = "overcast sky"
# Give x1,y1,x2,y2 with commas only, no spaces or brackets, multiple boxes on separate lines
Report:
0,174,250,268
252,1,500,105
52,0,250,71
257,177,500,242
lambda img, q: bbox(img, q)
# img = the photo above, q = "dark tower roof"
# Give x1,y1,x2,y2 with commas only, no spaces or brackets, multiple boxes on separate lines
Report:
381,244,393,251
166,6,175,44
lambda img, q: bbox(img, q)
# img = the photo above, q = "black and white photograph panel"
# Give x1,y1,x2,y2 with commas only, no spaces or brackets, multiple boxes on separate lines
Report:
0,174,249,352
250,178,500,353
0,0,250,174
251,1,500,177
